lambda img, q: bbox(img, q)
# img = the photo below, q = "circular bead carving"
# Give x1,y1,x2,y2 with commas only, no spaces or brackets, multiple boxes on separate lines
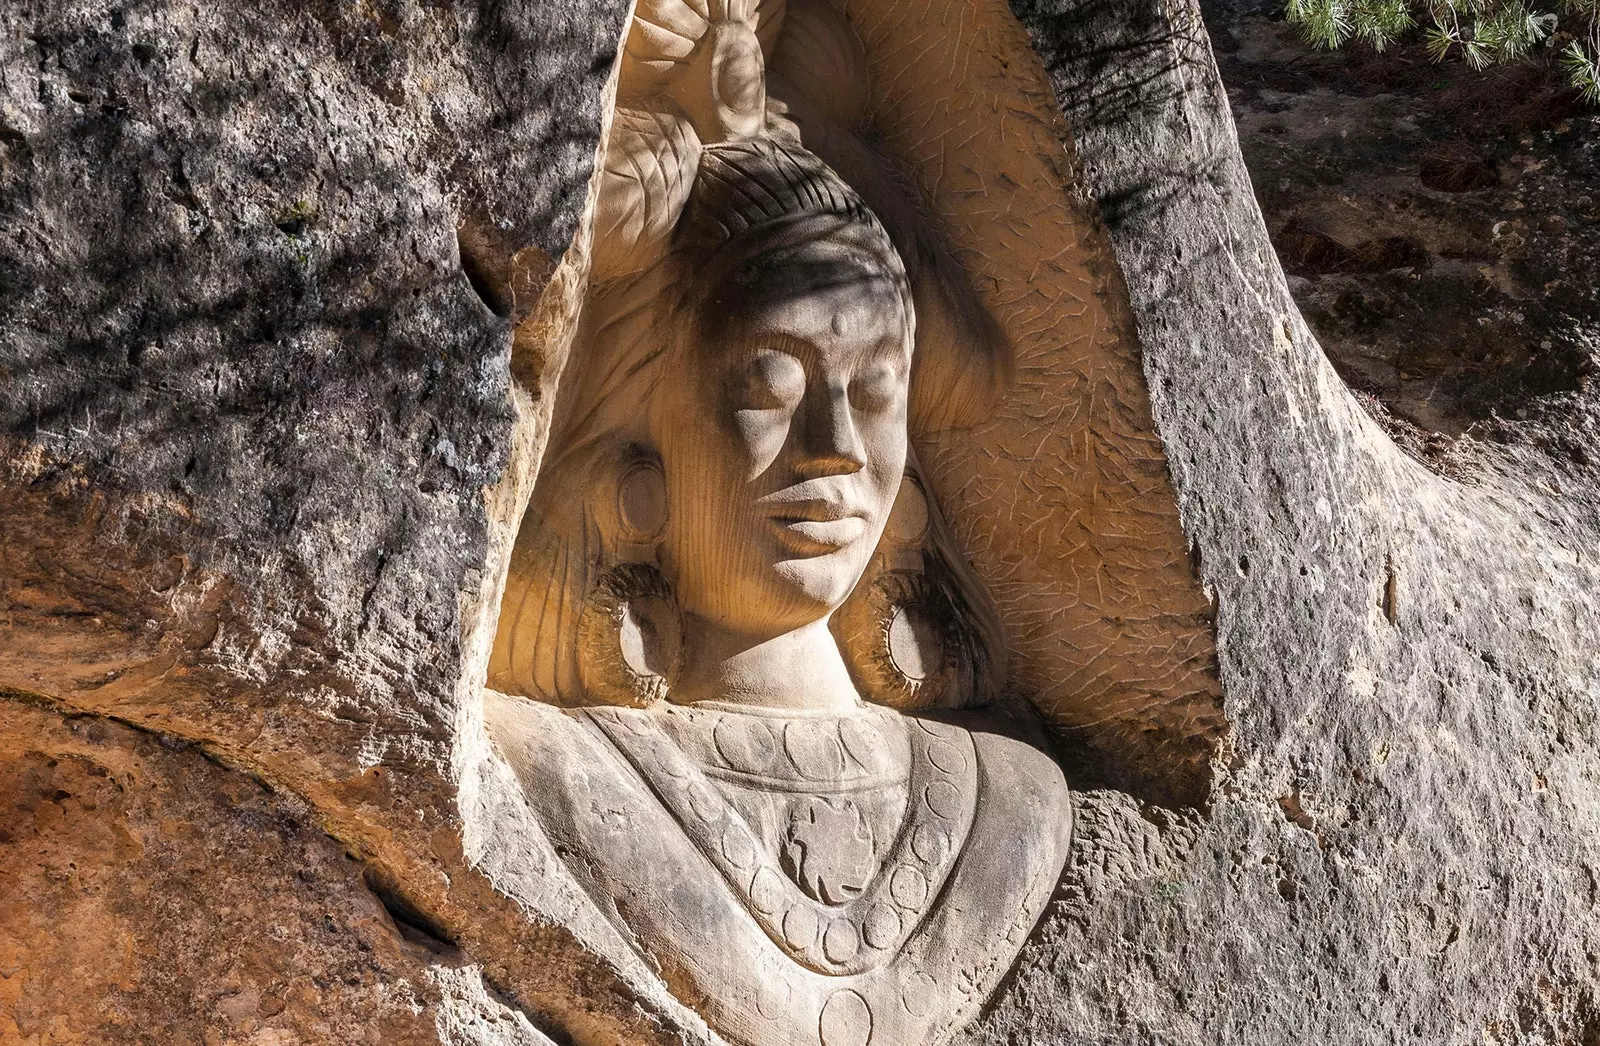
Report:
925,740,967,774
660,746,692,781
782,904,821,951
837,714,890,774
924,780,960,819
685,783,721,822
755,959,793,1020
783,719,847,779
721,823,757,870
616,710,653,735
819,989,872,1046
901,971,937,1018
911,823,949,864
823,917,862,962
890,865,928,908
750,866,784,915
863,903,900,949
713,714,781,775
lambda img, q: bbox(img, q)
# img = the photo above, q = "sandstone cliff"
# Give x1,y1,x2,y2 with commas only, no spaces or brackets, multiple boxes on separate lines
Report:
3,0,1597,1043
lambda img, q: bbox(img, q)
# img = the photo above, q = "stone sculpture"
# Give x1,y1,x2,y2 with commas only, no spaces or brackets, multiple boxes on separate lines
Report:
484,2,1072,1044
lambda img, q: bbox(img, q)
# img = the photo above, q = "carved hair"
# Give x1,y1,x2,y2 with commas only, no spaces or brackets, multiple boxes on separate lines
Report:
490,139,1003,710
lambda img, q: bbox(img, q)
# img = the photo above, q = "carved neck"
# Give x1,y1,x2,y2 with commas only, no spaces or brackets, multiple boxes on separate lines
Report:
670,617,861,713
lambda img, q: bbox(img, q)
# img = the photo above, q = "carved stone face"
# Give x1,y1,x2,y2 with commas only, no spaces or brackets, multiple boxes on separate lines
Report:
651,224,913,640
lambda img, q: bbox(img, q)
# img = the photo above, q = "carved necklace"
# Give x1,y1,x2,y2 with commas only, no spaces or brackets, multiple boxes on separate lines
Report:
585,704,979,977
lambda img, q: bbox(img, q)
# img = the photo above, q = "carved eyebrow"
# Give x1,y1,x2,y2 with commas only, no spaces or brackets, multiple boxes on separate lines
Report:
738,329,908,377
741,333,820,370
863,334,912,362
849,330,914,374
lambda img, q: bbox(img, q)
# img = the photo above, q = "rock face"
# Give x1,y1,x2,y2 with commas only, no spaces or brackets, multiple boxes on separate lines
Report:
3,0,1598,1045
0,700,552,1045
976,0,1600,1042
0,1,654,1041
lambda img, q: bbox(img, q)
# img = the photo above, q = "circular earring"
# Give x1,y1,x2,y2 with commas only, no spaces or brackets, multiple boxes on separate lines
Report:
575,453,681,707
835,568,970,712
577,562,682,707
835,474,991,712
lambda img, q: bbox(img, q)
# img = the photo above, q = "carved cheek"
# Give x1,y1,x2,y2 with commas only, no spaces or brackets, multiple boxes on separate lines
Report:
857,413,909,505
731,407,794,480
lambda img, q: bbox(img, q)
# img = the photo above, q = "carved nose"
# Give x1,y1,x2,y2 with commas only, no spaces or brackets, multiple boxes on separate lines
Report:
797,386,866,478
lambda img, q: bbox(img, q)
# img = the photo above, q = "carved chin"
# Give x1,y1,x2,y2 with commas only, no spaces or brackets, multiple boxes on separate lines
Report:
772,554,867,611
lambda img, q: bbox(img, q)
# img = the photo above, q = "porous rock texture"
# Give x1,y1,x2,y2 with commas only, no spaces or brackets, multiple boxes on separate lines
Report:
0,0,653,1041
0,700,553,1045
3,0,1599,1045
965,0,1600,1042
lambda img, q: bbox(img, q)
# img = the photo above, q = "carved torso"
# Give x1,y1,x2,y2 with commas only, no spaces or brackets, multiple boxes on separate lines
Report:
481,4,1078,1042
487,692,1071,1046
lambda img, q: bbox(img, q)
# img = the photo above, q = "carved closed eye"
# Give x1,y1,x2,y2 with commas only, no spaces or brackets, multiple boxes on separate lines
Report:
848,361,904,415
730,349,807,412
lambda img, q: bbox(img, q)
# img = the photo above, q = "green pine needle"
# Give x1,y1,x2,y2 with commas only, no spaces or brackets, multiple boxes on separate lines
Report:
1563,40,1600,100
1286,0,1597,104
1424,23,1461,58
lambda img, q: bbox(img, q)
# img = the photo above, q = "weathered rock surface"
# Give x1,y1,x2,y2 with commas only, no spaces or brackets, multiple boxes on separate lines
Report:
0,0,666,1041
0,699,553,1045
964,0,1600,1042
1208,13,1600,464
3,0,1599,1043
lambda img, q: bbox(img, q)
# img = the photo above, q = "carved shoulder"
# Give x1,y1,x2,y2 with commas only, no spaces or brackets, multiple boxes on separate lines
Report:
482,689,591,769
481,691,644,845
969,728,1074,857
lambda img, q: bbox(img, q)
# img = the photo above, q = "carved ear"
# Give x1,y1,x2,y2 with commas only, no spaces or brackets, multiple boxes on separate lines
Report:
576,444,680,707
492,439,681,708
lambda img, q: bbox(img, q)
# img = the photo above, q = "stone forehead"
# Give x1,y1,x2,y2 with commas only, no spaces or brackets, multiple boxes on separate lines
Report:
673,144,915,347
682,219,917,357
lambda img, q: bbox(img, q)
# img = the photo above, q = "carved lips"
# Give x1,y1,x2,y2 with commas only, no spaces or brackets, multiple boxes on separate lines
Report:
761,488,870,556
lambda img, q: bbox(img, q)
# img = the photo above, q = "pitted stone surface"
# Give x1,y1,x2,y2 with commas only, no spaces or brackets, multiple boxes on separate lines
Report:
952,1,1600,1044
0,701,558,1046
6,0,1598,1043
0,1,688,1043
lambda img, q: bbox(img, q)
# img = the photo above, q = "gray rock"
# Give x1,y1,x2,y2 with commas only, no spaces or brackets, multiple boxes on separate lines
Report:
0,1,684,1041
5,0,1599,1042
961,0,1600,1042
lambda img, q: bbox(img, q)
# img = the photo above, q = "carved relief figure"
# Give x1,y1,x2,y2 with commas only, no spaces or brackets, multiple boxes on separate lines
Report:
485,3,1072,1044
